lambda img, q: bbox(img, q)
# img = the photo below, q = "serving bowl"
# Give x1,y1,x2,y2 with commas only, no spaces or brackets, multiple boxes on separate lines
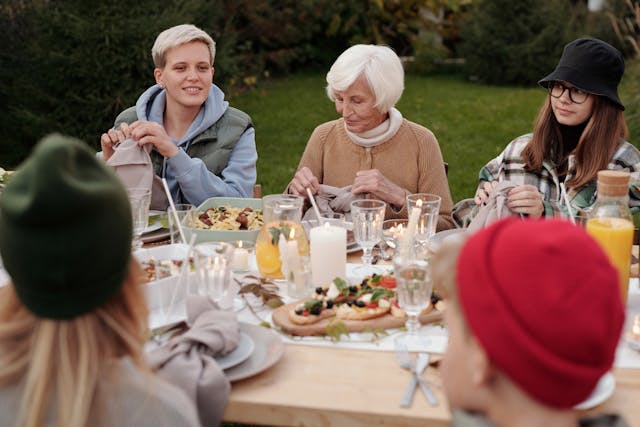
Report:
184,197,263,244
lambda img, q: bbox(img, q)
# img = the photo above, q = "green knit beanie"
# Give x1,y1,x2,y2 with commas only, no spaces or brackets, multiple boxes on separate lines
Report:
0,134,132,319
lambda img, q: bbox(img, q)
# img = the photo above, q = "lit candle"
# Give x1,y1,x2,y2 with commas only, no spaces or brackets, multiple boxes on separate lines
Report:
232,241,250,272
310,221,347,285
401,199,422,258
286,228,300,271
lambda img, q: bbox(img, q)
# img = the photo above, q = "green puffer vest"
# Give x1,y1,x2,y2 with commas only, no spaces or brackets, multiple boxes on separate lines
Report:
114,106,253,177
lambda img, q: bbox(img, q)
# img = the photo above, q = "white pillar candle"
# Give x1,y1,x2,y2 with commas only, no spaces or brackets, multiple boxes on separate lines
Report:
310,222,347,285
232,245,250,272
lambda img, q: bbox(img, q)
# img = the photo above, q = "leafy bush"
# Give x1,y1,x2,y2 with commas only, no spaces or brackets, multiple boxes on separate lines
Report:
459,0,574,86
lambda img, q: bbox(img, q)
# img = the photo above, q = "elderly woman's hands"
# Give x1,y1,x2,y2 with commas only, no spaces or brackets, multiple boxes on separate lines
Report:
100,122,131,161
289,167,320,198
128,120,179,158
352,169,405,208
507,184,544,218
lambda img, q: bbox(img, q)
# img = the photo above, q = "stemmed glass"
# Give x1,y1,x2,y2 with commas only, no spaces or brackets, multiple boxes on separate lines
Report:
351,199,386,276
128,188,151,251
406,193,441,256
393,251,432,351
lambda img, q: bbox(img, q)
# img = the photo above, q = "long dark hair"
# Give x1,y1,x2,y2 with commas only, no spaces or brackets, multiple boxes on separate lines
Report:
522,95,628,189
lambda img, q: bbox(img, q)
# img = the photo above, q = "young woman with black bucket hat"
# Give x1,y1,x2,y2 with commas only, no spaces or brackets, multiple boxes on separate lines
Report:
462,38,640,222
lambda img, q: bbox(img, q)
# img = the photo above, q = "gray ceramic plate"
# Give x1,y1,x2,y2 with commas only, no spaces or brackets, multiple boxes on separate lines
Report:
224,322,285,382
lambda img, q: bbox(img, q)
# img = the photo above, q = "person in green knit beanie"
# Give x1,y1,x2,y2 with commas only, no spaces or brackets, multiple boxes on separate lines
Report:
0,134,200,427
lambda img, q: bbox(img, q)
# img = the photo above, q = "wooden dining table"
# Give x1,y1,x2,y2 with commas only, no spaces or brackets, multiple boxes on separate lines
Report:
222,251,640,427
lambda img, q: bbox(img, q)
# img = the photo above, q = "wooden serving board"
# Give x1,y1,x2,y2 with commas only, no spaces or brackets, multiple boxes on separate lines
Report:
271,302,444,336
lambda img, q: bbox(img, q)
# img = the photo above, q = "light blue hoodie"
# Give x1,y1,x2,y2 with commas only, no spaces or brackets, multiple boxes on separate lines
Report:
135,84,257,205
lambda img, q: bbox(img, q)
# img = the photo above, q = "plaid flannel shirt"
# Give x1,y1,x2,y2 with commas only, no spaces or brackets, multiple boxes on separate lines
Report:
476,134,640,218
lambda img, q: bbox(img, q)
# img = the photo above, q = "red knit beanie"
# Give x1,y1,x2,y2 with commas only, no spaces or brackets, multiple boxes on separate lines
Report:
456,218,624,408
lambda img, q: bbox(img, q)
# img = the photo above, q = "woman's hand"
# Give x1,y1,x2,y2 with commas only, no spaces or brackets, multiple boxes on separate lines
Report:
100,122,131,161
288,167,320,198
507,184,544,218
128,120,179,158
474,180,498,206
352,169,405,207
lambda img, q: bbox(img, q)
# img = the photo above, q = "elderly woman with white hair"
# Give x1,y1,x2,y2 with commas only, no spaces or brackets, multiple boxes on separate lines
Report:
287,44,454,227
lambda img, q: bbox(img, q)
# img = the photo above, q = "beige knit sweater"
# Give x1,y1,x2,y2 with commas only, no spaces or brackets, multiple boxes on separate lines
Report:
292,118,454,230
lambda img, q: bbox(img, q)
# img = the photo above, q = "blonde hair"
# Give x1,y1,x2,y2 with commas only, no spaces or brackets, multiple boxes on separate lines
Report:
0,259,149,427
326,44,404,113
152,24,216,68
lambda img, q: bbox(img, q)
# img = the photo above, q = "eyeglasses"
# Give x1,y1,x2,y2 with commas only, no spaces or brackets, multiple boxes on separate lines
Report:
548,82,589,104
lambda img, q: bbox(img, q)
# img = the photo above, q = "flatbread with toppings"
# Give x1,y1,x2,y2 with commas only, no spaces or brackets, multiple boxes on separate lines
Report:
272,274,445,336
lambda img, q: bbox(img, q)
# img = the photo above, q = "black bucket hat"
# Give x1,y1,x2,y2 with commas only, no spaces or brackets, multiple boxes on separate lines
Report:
538,38,625,110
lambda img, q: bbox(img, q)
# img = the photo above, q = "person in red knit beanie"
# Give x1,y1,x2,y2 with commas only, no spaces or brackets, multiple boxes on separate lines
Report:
431,218,628,427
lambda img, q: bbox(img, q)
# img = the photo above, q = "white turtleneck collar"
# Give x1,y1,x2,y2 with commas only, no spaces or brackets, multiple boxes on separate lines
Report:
345,107,403,148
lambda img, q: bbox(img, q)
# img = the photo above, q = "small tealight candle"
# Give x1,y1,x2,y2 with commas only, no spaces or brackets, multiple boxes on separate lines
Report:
232,240,251,272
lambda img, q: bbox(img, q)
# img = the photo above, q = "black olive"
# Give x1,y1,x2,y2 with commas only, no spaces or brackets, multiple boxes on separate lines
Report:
361,279,368,287
310,306,321,315
295,308,303,315
347,301,354,306
349,285,358,293
315,287,323,295
355,300,366,308
326,300,334,309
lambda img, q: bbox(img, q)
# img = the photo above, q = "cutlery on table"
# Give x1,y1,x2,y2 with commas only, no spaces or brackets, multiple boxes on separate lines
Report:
397,348,438,407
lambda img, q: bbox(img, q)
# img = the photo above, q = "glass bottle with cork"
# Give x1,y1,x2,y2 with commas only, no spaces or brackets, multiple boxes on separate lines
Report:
586,170,634,304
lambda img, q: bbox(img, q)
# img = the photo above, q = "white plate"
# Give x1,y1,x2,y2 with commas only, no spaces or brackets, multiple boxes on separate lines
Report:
574,372,615,410
430,228,466,246
143,222,163,234
224,322,285,382
216,332,255,371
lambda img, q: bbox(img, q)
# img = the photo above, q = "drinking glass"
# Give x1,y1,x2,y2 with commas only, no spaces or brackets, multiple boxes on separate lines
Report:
393,253,432,351
406,193,441,255
382,219,409,251
128,188,151,250
168,203,195,244
194,242,243,310
351,199,386,275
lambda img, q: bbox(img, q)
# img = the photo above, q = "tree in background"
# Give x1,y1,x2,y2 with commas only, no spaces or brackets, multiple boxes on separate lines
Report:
459,0,573,85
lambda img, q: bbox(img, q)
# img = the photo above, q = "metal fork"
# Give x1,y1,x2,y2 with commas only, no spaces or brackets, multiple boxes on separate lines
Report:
396,348,438,407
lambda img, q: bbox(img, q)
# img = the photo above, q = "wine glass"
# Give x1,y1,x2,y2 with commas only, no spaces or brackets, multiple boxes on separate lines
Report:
350,199,386,276
393,253,432,351
128,188,151,251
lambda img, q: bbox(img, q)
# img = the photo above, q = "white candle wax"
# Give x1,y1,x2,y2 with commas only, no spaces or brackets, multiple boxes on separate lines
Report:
232,247,249,271
310,222,347,285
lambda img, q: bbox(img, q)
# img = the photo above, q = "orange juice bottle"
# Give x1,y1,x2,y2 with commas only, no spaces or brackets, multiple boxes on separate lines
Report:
586,170,634,304
255,195,309,279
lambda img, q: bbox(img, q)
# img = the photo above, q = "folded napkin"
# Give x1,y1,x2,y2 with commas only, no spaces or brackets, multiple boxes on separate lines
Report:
302,184,363,221
467,181,518,234
106,138,168,210
147,295,240,427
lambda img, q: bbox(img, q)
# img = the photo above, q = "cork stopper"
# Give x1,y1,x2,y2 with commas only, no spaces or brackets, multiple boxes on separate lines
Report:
596,170,630,197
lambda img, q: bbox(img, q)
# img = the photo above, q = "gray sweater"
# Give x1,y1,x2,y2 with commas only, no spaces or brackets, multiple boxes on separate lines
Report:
0,357,200,427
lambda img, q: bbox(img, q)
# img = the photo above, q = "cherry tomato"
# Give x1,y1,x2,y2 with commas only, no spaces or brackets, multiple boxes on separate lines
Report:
379,276,396,289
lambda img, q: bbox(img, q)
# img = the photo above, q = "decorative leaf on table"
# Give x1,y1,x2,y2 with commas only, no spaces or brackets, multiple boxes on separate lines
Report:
235,275,284,308
325,319,350,342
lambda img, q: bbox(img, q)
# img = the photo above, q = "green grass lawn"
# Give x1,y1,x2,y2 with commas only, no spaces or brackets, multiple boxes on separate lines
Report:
230,72,546,203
